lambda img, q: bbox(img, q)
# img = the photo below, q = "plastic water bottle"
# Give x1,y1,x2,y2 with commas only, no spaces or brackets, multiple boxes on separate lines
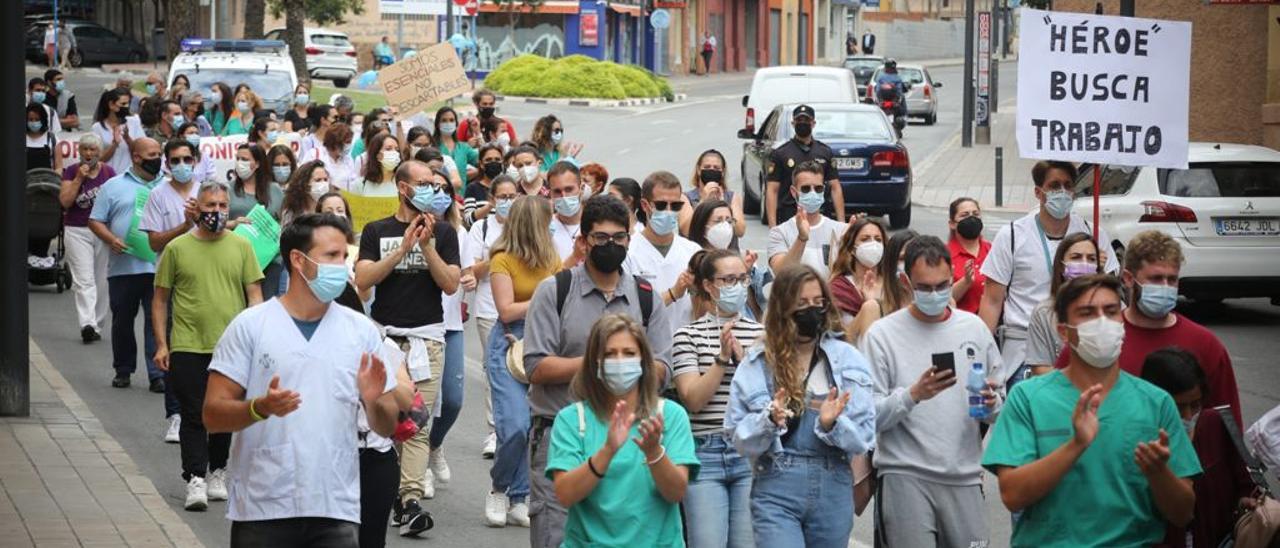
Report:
967,362,989,420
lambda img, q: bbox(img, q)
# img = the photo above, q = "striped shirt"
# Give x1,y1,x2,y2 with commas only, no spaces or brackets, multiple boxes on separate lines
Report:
671,313,765,436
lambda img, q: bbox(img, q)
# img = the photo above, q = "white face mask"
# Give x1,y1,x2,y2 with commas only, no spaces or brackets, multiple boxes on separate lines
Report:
310,180,330,201
380,150,401,172
1183,411,1199,438
706,220,734,250
854,240,884,268
234,160,254,181
1069,316,1125,369
520,165,540,183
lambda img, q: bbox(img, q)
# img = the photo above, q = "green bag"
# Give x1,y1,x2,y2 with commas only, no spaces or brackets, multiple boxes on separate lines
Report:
232,204,282,270
123,187,156,263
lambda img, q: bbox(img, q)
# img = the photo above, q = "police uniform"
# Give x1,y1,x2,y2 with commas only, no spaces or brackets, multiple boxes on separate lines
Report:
766,106,840,224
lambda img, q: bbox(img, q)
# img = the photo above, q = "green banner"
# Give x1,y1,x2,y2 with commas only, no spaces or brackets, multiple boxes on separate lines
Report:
123,187,156,263
232,204,282,270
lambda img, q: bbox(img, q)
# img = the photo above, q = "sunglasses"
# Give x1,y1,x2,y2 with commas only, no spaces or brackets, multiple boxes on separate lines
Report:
650,200,685,212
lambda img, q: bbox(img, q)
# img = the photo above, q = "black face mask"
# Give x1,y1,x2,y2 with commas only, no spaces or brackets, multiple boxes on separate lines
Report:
588,242,627,274
793,306,826,339
140,157,163,178
700,168,723,184
794,122,813,139
482,161,504,179
479,107,496,119
956,216,984,240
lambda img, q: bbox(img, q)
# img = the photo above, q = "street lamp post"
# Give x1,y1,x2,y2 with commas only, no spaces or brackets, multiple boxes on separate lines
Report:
2,0,30,416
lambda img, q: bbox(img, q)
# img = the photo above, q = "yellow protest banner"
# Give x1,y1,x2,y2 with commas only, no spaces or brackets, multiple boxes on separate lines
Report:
341,191,400,234
378,42,470,117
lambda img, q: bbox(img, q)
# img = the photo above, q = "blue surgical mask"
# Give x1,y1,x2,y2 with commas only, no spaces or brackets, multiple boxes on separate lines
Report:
429,191,453,215
798,190,824,214
171,114,185,127
599,357,643,395
170,162,194,183
649,210,678,235
716,283,748,315
266,130,279,143
410,184,437,212
1044,189,1073,220
294,94,309,105
146,84,157,95
54,80,65,92
439,122,457,135
494,198,513,218
913,286,951,316
552,130,564,144
186,135,201,147
27,121,43,133
31,91,46,104
1137,283,1178,318
272,166,292,183
554,195,581,217
302,255,349,303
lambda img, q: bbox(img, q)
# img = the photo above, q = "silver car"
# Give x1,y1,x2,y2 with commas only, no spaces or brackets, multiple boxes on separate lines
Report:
867,64,941,125
265,27,357,88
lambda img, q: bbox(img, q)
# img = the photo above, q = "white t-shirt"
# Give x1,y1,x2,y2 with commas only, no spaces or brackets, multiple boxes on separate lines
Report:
442,228,465,331
979,209,1119,330
208,299,395,523
93,122,134,177
138,180,198,235
550,215,580,260
622,233,702,337
358,337,404,453
310,148,358,192
766,215,848,280
351,177,398,197
462,216,504,321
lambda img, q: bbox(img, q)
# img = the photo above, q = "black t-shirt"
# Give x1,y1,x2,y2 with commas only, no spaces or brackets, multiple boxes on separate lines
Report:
766,138,840,224
358,216,460,328
285,110,311,132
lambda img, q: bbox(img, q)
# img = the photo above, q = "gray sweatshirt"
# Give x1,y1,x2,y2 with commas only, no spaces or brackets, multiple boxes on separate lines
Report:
860,307,1005,486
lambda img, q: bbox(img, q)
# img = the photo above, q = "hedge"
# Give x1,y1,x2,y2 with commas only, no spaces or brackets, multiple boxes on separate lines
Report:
484,54,674,101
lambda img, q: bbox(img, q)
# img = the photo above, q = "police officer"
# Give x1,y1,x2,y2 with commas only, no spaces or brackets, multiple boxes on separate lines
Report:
765,104,844,227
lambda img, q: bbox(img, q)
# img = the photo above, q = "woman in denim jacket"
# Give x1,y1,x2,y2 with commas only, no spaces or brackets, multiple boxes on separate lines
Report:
725,264,877,548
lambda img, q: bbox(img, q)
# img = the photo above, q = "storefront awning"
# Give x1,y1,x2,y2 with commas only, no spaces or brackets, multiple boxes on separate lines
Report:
609,3,643,16
478,0,579,14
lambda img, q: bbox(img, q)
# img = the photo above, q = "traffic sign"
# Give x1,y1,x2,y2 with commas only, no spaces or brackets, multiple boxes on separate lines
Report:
464,0,478,14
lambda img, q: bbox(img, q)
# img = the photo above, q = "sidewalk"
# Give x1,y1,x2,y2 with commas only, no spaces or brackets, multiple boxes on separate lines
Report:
911,106,1039,213
0,341,203,548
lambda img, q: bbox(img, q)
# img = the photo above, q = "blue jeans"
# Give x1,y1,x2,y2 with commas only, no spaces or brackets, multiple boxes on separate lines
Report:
108,274,179,416
485,320,529,501
261,260,284,300
429,329,465,448
684,434,755,548
750,410,854,548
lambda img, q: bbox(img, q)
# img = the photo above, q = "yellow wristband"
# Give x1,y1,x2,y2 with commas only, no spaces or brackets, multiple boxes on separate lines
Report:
248,398,266,422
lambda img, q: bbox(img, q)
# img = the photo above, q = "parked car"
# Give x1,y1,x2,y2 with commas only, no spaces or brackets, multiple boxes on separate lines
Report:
867,64,941,125
1071,142,1280,304
738,66,859,146
25,21,146,67
168,39,298,115
264,27,357,88
739,102,913,228
842,55,885,100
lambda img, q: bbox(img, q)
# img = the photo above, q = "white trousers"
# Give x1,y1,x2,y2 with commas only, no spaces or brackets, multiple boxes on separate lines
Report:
64,225,110,330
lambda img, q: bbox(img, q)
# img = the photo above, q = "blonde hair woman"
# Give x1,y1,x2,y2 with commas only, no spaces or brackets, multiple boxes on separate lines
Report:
221,89,263,136
482,195,563,527
548,314,698,547
725,263,876,548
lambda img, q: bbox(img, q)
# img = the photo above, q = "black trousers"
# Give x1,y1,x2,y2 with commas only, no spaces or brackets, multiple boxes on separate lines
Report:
231,517,358,548
168,352,230,480
359,448,400,548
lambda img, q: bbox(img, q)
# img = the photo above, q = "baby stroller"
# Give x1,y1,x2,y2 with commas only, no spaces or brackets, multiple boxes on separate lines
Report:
27,168,72,292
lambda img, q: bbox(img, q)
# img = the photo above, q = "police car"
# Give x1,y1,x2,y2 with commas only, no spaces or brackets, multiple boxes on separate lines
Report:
168,39,298,115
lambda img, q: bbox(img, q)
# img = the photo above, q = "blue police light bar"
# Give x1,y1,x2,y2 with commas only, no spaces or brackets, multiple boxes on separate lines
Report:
180,39,287,54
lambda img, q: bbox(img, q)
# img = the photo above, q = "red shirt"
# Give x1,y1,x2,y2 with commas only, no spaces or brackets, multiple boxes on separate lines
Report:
457,117,517,144
947,237,991,314
1053,313,1242,425
1155,407,1252,548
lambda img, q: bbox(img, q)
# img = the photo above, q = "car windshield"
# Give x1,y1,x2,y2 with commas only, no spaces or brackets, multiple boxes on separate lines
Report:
790,110,894,142
178,68,293,106
1159,163,1280,198
312,34,352,48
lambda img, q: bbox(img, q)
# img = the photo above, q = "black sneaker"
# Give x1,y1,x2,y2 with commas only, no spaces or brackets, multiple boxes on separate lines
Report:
149,378,165,394
81,326,100,344
398,499,433,537
111,374,130,388
389,498,404,528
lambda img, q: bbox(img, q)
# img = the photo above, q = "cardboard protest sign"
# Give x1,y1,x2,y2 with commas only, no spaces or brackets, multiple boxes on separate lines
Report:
1017,9,1191,169
232,204,282,270
378,42,470,117
341,190,400,234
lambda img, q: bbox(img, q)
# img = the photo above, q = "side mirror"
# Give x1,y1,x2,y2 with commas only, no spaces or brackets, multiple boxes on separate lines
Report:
737,127,757,140
741,95,749,108
933,81,943,88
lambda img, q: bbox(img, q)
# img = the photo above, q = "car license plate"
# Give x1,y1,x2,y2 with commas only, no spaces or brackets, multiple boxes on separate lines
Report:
1214,217,1280,236
835,158,864,170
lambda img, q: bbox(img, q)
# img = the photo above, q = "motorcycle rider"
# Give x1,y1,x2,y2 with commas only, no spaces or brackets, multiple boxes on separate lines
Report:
874,59,909,117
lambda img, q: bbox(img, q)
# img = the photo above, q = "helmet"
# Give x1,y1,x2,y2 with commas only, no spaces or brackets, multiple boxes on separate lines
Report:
884,58,898,71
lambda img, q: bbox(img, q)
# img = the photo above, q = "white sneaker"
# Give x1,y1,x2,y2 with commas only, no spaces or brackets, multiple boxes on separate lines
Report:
184,477,208,511
507,502,530,528
206,469,228,501
484,491,509,527
428,449,451,484
164,414,181,444
482,433,496,459
422,468,435,500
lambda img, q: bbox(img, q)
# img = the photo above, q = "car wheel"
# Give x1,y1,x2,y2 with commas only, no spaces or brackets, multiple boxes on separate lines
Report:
889,205,912,229
69,49,83,68
742,163,760,216
334,78,350,89
128,51,143,63
926,112,937,125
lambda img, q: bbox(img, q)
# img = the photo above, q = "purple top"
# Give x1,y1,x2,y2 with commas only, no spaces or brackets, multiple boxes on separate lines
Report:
62,163,116,227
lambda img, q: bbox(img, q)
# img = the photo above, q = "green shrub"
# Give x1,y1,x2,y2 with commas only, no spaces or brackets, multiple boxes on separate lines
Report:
484,54,671,100
483,54,552,91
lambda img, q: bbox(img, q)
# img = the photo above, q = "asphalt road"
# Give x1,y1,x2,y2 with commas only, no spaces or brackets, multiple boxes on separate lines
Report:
25,60,1280,548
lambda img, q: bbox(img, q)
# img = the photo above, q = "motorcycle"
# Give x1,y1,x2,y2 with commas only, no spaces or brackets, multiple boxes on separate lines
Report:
875,81,909,139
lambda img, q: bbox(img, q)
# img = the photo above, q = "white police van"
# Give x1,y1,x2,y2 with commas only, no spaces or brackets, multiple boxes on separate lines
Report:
167,39,298,115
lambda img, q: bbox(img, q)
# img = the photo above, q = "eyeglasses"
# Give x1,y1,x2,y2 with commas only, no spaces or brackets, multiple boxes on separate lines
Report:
713,274,750,287
797,185,825,194
168,156,196,165
587,231,630,246
650,201,685,212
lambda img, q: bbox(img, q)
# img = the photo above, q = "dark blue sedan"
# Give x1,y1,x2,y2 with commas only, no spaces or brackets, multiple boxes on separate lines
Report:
739,102,913,228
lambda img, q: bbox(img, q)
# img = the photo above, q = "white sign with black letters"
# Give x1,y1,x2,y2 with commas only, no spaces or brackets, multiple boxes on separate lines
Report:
1016,8,1191,169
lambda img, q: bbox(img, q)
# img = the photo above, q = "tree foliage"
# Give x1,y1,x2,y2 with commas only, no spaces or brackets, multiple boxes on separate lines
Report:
268,0,364,27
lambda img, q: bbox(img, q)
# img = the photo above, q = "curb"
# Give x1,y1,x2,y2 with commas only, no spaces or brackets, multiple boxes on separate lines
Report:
493,93,688,108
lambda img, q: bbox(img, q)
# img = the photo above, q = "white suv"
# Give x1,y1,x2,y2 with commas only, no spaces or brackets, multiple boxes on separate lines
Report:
1072,142,1280,304
265,27,357,88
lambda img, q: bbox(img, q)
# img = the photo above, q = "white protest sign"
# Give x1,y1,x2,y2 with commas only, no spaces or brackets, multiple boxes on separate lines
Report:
1017,8,1191,169
57,132,303,184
